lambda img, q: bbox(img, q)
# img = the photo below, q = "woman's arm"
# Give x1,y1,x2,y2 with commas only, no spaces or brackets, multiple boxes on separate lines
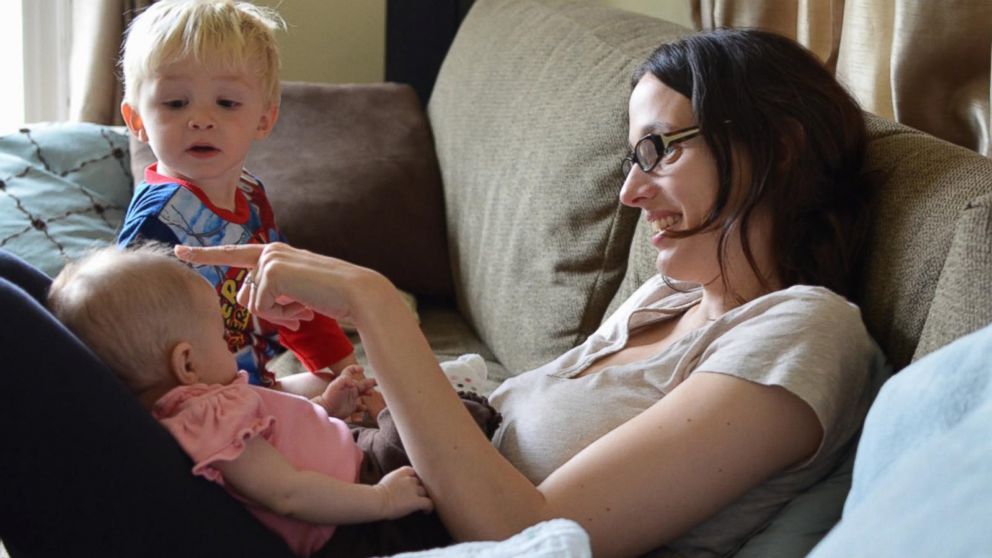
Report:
356,285,822,556
176,243,822,557
216,436,433,524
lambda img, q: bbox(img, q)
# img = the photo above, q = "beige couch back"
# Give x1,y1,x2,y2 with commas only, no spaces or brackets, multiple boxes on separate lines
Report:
429,0,992,374
429,0,687,373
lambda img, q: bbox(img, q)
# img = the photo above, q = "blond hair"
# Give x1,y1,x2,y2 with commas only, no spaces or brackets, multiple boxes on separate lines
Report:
120,0,285,106
48,244,213,393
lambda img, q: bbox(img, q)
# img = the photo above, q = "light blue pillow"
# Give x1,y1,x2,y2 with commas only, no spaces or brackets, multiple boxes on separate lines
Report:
0,123,132,277
808,323,992,557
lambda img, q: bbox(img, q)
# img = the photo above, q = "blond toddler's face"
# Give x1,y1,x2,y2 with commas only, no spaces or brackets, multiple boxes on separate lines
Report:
122,57,278,197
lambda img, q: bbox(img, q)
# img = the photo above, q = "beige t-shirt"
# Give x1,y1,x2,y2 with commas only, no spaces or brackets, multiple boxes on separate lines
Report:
489,276,887,557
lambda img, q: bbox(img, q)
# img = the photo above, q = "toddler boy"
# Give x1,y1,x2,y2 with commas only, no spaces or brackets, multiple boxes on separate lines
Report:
116,0,364,401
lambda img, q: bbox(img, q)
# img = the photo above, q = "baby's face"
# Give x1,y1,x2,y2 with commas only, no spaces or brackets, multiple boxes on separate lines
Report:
127,57,276,190
190,280,239,385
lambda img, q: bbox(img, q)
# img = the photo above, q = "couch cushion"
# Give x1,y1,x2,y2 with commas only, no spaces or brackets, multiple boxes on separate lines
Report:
269,303,514,393
131,82,452,298
914,191,992,360
429,0,689,373
0,123,132,277
856,115,992,369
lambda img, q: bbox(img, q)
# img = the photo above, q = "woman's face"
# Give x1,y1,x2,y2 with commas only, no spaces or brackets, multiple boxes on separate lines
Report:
620,74,724,286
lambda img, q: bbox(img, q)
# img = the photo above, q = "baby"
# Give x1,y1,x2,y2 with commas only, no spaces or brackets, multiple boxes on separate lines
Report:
115,0,364,404
48,245,500,556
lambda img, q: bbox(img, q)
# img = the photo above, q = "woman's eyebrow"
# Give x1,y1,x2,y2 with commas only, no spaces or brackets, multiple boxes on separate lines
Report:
632,121,676,138
647,121,680,133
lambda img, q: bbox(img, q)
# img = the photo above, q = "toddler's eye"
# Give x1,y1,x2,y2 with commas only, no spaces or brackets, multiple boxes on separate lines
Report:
218,99,241,109
162,99,187,109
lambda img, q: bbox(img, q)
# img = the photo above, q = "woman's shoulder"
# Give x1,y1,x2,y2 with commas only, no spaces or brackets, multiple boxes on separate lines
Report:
738,284,866,328
705,284,881,369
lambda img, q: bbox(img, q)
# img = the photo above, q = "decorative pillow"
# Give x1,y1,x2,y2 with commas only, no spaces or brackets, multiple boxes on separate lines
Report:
0,123,132,277
130,81,453,298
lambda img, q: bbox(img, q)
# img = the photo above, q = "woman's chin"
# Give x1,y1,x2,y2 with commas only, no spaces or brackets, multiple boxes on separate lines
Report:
655,254,676,278
655,257,695,284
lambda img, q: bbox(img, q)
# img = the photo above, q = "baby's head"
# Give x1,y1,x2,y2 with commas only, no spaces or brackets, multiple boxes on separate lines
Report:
121,0,285,108
48,245,237,402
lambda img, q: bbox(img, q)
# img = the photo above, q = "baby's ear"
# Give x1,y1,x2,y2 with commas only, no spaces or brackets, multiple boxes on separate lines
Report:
254,102,280,140
169,341,199,385
121,102,149,143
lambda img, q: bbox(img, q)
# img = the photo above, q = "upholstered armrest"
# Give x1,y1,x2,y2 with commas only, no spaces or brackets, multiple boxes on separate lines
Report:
130,81,453,298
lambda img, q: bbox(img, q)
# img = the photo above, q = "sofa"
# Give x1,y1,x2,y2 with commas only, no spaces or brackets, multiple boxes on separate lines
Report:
2,0,991,556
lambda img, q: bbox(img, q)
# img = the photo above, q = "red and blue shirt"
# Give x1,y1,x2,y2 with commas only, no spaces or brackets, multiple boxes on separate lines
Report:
118,164,353,386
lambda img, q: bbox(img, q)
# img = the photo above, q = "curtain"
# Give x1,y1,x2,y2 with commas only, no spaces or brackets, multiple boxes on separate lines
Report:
836,0,991,157
692,0,845,72
692,0,991,157
70,0,153,125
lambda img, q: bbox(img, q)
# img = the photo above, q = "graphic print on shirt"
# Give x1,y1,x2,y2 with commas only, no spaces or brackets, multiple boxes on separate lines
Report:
119,173,284,386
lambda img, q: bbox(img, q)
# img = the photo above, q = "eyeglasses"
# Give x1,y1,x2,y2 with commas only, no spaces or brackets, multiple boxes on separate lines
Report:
621,125,701,176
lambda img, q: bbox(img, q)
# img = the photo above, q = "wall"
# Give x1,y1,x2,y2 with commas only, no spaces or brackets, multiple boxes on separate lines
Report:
254,0,386,85
258,0,689,85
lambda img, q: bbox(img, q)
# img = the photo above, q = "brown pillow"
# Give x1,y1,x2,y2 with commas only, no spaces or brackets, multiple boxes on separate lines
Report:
129,81,452,297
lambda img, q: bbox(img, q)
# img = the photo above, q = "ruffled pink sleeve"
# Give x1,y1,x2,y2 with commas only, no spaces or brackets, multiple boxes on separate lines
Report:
155,381,276,484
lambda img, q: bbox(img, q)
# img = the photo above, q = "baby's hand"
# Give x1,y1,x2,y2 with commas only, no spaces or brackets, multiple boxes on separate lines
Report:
314,365,375,419
359,388,387,425
374,466,433,520
340,365,385,425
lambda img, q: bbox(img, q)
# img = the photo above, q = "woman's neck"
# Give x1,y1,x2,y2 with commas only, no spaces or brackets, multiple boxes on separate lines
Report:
695,267,783,322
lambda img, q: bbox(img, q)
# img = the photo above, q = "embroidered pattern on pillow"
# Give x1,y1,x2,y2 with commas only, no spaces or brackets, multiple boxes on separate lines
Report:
0,124,132,276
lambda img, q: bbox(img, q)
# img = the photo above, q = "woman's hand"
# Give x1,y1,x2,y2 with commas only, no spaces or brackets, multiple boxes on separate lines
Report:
175,243,387,330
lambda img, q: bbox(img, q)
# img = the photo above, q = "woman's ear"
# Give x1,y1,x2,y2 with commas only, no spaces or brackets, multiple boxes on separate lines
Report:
169,341,199,385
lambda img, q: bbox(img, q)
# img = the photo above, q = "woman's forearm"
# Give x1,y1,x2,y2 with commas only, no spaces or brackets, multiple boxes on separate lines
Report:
352,277,551,540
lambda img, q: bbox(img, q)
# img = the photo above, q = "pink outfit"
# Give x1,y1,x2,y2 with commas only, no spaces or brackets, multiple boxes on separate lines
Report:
153,372,364,557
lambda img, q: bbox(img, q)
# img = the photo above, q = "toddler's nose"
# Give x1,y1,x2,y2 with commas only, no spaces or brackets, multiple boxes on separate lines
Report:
188,113,215,130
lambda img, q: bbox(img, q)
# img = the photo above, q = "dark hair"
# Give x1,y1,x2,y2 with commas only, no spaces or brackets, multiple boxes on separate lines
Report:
633,28,870,299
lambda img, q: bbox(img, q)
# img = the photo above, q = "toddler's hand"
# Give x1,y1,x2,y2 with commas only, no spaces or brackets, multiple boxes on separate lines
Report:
374,466,433,520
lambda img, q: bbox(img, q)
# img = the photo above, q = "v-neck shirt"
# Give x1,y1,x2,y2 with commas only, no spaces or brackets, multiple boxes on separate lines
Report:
489,275,887,557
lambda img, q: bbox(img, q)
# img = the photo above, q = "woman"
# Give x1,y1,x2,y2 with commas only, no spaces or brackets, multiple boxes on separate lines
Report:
175,29,887,557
